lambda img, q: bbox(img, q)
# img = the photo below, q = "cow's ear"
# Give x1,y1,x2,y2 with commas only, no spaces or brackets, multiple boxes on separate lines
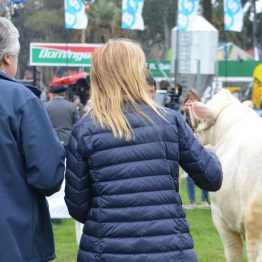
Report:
242,100,254,108
192,102,217,121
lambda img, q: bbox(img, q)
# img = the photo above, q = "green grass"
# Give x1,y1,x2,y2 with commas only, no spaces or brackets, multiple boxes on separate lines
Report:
179,173,205,205
53,219,78,262
182,176,225,261
53,178,241,261
186,209,225,261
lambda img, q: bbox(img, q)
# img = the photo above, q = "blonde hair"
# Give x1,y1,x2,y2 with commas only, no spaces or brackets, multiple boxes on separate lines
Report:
90,39,165,140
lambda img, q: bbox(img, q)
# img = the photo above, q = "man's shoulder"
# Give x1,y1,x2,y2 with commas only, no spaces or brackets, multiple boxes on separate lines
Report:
0,78,36,105
63,99,78,110
48,98,77,111
1,77,34,95
64,99,76,106
44,100,52,108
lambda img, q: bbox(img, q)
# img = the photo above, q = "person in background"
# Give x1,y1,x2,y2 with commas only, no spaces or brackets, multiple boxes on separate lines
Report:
146,74,157,100
159,79,170,90
182,88,209,206
47,89,55,101
64,39,222,262
0,17,65,261
73,95,85,117
45,86,80,150
45,86,80,224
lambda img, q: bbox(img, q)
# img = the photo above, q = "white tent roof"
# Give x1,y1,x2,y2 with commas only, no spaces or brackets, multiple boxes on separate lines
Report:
191,15,218,32
172,15,218,32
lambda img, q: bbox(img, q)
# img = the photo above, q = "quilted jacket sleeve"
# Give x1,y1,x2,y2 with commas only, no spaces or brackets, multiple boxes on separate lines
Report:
65,122,92,223
176,114,223,191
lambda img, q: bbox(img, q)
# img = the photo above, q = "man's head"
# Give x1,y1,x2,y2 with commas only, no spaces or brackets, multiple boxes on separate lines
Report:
0,17,20,78
49,86,67,99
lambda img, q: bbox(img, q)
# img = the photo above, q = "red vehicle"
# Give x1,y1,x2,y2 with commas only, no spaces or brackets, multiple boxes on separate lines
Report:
49,72,90,104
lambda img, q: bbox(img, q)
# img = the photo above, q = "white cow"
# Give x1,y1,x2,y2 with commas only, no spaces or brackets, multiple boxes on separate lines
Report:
191,89,262,262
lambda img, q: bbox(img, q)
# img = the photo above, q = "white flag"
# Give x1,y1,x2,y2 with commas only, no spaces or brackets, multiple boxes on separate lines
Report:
122,0,144,31
177,0,199,31
224,0,243,32
64,0,88,29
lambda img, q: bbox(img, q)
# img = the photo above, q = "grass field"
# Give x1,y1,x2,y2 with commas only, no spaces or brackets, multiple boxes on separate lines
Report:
52,178,239,261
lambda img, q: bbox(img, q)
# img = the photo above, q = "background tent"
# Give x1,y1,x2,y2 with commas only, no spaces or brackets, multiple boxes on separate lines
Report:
217,42,254,61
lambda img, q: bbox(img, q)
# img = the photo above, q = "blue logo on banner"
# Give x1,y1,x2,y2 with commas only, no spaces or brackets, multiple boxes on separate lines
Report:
177,0,199,31
224,0,242,31
122,0,144,29
65,0,84,29
11,0,27,3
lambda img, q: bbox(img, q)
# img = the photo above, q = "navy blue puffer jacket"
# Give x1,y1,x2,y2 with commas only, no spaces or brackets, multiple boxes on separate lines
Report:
65,104,222,262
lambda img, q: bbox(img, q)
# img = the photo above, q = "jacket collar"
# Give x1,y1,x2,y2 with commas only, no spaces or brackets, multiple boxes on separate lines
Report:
0,71,41,98
0,70,13,81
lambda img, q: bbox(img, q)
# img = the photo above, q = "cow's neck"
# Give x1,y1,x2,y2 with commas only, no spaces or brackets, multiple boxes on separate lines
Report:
213,103,249,145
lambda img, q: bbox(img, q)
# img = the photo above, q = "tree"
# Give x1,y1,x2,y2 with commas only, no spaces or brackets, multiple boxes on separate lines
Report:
12,0,80,83
135,0,177,59
201,0,212,23
8,0,257,85
86,0,134,43
212,1,252,50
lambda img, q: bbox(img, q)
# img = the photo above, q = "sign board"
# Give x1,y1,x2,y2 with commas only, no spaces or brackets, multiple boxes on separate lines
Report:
30,43,100,67
147,60,171,78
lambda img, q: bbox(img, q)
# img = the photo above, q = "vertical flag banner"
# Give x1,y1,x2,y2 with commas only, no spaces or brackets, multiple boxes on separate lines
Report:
64,0,88,29
177,0,199,31
11,0,28,3
122,0,145,31
224,0,243,32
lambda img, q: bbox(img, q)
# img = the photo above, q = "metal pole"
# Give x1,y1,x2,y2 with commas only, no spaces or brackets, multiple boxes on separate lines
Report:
174,29,179,88
79,29,86,73
223,30,228,88
33,66,36,87
252,0,258,59
196,59,201,90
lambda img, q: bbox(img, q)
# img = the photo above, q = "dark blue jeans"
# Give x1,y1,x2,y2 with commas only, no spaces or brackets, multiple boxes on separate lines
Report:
186,176,209,203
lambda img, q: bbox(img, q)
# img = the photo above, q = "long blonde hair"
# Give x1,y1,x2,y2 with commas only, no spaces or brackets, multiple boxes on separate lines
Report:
90,39,165,140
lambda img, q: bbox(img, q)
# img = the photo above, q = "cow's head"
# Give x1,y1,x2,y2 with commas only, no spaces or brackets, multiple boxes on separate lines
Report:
191,102,218,145
191,89,239,145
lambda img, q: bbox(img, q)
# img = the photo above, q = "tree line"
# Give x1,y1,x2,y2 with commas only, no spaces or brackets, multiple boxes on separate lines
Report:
9,0,259,84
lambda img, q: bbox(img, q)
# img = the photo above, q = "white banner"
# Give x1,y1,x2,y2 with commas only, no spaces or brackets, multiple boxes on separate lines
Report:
122,0,145,31
224,0,243,32
64,0,88,29
177,0,199,31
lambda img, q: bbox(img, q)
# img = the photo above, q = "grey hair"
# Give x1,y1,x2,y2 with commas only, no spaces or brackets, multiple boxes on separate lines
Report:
0,17,20,62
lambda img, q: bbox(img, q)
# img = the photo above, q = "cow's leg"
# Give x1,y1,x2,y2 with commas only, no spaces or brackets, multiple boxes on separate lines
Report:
245,199,262,262
211,211,243,262
221,230,243,262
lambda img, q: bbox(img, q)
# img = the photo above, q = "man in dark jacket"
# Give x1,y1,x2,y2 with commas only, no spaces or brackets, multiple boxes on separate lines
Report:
45,86,80,149
0,17,65,261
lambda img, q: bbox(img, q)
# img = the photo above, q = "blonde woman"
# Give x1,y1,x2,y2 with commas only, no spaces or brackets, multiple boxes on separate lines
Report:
65,39,222,262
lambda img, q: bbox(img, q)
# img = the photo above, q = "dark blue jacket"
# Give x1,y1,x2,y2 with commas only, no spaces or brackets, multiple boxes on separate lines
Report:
0,72,65,261
65,104,222,262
